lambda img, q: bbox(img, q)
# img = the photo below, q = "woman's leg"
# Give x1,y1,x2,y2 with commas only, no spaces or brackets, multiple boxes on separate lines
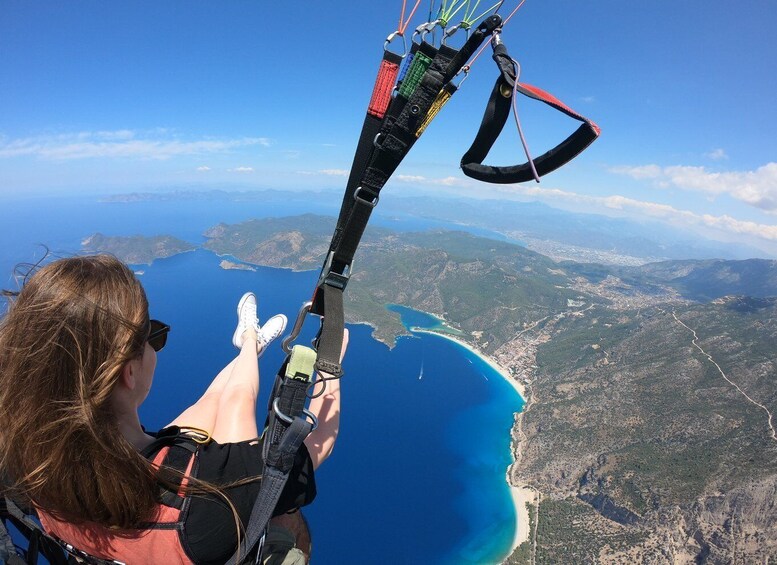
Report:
210,327,261,443
166,357,239,431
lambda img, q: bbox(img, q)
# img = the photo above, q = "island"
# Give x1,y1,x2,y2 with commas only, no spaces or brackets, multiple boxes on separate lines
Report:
81,233,196,265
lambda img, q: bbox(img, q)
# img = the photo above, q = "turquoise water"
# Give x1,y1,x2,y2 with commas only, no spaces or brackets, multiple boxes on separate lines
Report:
1,195,525,564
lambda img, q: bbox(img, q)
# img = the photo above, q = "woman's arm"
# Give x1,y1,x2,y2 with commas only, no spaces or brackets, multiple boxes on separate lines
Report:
304,329,348,470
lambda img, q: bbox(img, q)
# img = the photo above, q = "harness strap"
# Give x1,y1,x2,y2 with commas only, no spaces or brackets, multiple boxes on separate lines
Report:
461,42,600,184
157,439,198,510
331,15,501,269
308,17,501,378
226,347,316,565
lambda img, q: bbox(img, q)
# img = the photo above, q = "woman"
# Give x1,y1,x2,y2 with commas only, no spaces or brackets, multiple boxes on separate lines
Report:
0,255,345,564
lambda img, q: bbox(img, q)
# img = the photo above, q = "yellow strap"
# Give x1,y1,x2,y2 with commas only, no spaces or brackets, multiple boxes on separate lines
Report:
415,88,453,138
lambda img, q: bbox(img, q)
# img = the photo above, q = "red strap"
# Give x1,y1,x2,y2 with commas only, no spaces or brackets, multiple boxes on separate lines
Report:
367,56,401,119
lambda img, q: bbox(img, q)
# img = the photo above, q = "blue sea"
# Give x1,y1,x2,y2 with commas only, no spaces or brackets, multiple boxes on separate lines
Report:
0,194,524,564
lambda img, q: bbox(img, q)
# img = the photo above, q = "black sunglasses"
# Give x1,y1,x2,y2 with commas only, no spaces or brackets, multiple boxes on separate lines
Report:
147,319,171,352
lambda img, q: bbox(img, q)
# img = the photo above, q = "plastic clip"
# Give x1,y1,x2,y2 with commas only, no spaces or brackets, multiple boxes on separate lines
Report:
316,250,352,293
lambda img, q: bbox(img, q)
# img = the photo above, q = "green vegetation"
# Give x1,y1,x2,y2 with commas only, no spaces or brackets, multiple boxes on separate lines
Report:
534,498,648,564
82,233,196,265
204,217,591,348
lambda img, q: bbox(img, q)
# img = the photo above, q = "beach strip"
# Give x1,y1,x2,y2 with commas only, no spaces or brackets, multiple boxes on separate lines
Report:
410,327,526,400
510,485,535,552
410,326,531,557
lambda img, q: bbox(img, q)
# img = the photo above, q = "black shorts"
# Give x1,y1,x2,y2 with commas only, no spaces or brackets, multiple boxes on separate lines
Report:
164,435,316,565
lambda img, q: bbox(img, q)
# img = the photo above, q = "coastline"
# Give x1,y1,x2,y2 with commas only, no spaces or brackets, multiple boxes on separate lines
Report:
409,326,529,558
410,327,526,400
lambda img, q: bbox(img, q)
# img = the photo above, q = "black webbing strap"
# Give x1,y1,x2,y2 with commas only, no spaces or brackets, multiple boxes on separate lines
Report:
461,41,600,184
309,16,501,378
331,14,502,271
225,352,314,565
327,41,437,283
337,49,404,231
313,284,344,377
156,438,198,511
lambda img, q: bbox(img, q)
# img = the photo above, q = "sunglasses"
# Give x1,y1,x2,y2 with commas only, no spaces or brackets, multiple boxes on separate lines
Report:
147,319,171,352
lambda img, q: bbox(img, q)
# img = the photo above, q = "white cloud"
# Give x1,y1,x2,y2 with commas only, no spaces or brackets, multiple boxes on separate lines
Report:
396,174,472,187
196,166,211,172
609,162,777,213
484,183,777,244
581,96,596,103
608,164,662,180
296,169,348,177
0,131,271,160
705,148,728,161
228,166,254,173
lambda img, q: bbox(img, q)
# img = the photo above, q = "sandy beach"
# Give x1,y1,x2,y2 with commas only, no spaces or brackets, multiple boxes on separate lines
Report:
510,485,535,551
410,326,530,557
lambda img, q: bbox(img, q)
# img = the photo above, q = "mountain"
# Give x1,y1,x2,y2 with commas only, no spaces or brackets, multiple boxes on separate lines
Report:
509,298,777,563
85,214,777,563
381,196,771,262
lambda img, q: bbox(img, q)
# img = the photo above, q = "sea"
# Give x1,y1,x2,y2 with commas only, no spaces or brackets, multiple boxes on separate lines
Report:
0,193,524,564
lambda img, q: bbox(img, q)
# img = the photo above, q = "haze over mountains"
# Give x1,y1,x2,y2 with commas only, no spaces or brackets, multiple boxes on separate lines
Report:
105,189,774,264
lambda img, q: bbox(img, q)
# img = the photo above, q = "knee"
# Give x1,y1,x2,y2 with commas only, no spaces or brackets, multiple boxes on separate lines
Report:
219,382,259,408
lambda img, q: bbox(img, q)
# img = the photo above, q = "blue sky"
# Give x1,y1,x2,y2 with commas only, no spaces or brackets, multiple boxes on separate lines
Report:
2,1,776,256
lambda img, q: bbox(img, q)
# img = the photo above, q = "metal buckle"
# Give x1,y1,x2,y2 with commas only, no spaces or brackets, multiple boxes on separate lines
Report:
354,186,379,208
413,20,439,44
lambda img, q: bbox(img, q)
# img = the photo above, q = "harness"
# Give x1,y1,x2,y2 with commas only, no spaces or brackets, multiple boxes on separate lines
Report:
1,430,200,565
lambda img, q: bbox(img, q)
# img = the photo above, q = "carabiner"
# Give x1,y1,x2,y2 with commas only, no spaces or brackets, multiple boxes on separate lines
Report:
413,19,439,44
282,300,313,354
442,23,470,45
384,31,407,56
453,65,470,88
272,398,320,431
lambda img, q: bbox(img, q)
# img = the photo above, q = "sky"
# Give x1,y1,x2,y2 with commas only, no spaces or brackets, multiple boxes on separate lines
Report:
1,1,776,257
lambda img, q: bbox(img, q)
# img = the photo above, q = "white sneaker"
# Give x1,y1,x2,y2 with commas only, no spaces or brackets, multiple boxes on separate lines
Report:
257,314,287,357
232,292,260,349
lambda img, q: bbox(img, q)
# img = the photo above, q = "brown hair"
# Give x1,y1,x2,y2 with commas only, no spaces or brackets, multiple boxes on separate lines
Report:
0,255,164,527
